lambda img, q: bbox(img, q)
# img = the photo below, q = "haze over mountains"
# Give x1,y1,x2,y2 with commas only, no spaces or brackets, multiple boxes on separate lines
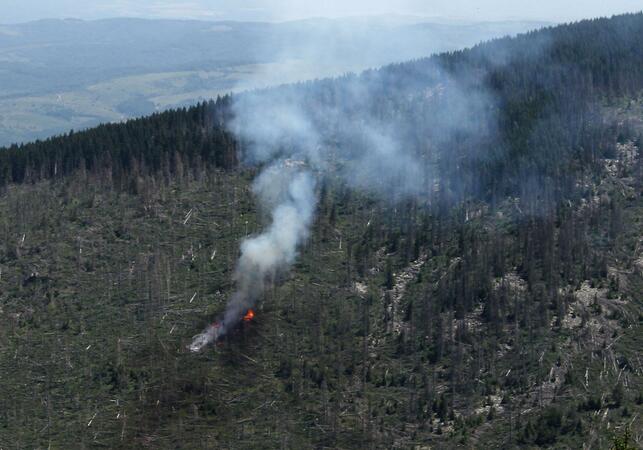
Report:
0,16,550,147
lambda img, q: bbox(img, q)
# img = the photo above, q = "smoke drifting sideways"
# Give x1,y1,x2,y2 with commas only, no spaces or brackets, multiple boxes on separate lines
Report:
188,60,494,351
188,30,555,351
228,59,500,199
189,70,489,352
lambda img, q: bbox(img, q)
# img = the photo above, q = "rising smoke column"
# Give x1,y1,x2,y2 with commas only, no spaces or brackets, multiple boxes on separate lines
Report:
189,162,317,351
188,37,505,352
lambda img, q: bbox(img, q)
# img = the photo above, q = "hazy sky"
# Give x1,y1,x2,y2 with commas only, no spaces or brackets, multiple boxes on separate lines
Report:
1,0,641,24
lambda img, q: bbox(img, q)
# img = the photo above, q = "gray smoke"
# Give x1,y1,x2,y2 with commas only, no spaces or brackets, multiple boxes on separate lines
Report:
224,165,317,326
189,161,316,351
189,21,552,352
189,67,491,351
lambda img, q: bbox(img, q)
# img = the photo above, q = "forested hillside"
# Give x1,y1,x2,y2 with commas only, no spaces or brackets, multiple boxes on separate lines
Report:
0,13,642,449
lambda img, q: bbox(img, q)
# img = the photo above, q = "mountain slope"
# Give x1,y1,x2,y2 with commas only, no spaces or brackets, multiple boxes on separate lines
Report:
0,13,642,449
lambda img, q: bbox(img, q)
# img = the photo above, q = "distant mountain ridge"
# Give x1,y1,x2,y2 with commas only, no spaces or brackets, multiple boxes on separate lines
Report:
0,16,550,146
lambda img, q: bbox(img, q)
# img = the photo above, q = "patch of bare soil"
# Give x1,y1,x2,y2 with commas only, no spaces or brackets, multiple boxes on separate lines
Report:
387,253,429,335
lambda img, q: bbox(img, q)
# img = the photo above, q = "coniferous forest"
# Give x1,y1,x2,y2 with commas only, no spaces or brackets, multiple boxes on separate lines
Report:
0,12,642,449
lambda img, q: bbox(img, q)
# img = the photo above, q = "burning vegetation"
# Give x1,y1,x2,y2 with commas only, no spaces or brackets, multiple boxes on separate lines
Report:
243,309,255,322
189,162,315,353
188,309,256,353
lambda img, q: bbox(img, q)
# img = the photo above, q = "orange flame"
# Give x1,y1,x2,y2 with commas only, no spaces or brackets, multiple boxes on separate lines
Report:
243,309,255,322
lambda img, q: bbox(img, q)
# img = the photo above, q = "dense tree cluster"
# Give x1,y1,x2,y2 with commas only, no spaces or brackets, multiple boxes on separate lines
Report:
0,97,238,189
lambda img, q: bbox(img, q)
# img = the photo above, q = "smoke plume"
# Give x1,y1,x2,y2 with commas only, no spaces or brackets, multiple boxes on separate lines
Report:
189,21,552,351
189,162,316,351
224,165,316,328
189,66,492,351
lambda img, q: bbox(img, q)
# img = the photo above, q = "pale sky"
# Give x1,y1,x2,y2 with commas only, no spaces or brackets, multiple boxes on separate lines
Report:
1,0,641,24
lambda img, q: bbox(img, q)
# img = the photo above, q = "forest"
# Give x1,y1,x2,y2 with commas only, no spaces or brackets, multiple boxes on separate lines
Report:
0,12,641,449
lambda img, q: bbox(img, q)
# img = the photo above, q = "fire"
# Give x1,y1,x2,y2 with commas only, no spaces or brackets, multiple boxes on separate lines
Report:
243,309,255,322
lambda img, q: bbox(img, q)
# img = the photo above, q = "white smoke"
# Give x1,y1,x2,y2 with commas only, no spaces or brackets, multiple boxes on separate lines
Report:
189,162,316,351
223,165,317,327
188,19,550,352
189,69,487,351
